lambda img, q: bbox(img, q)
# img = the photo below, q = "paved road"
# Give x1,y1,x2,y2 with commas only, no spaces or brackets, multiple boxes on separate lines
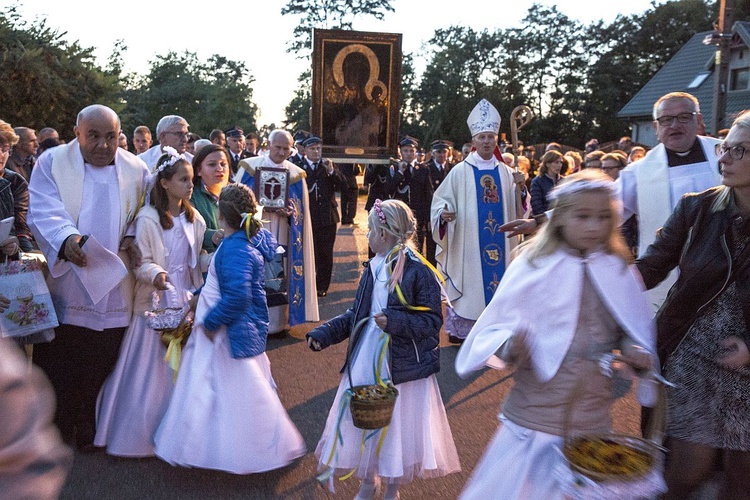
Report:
60,194,642,499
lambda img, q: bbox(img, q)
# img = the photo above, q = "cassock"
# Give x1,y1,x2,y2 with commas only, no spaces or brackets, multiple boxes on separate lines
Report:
431,152,521,323
235,156,319,328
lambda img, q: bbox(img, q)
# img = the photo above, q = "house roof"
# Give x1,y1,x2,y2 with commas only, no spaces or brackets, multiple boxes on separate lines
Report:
618,21,750,130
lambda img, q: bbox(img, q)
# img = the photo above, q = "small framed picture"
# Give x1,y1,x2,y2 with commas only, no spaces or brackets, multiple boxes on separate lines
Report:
254,166,289,212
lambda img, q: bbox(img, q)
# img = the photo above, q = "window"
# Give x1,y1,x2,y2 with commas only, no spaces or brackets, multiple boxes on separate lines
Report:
687,71,710,89
730,68,750,91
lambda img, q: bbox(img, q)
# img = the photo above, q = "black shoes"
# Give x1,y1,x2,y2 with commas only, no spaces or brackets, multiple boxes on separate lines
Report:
317,290,327,297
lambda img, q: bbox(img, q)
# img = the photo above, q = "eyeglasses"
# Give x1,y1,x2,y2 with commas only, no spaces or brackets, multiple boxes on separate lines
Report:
655,112,697,127
715,143,747,160
165,131,190,140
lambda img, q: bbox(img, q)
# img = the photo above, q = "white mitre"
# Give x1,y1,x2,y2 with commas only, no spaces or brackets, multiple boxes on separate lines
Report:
467,99,501,137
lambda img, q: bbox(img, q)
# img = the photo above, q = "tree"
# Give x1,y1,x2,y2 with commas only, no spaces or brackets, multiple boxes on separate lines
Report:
584,0,714,143
280,0,394,57
285,70,311,132
410,27,506,147
121,51,258,137
0,6,121,139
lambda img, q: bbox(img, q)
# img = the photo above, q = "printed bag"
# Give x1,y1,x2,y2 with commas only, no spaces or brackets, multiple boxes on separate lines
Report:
0,257,59,339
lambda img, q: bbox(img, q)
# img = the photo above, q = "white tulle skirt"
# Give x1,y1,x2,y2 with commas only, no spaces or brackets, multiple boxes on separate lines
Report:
315,323,460,483
95,314,173,457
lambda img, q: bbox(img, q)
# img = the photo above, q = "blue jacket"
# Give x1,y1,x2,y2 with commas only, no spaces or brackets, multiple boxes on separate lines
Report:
530,173,558,215
204,230,270,358
307,255,443,385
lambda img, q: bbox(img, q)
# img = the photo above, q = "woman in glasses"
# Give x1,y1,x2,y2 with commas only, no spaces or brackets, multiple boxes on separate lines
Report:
637,109,750,499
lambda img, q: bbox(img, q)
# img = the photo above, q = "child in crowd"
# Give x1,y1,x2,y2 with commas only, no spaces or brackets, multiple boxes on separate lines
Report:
154,183,305,474
95,147,205,457
307,199,460,500
455,170,661,499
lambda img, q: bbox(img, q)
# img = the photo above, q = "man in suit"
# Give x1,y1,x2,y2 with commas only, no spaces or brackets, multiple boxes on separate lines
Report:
338,162,360,225
393,136,433,257
301,136,346,297
289,130,310,168
424,140,453,264
225,126,251,175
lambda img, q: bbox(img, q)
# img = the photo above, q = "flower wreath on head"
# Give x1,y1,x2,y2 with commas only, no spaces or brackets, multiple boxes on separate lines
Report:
155,145,186,175
372,199,387,225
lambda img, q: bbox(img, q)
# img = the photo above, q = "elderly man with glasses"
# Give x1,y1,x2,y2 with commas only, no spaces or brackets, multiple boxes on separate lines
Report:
137,115,193,169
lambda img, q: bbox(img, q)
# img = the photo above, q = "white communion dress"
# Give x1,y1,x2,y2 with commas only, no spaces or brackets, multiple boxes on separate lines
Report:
315,254,460,483
95,213,193,457
153,254,306,474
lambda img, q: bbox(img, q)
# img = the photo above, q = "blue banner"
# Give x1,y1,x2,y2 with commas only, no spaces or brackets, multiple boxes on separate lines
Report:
240,169,307,326
471,165,506,305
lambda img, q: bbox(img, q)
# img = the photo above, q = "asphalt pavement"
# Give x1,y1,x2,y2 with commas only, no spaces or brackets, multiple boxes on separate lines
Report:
59,194,643,499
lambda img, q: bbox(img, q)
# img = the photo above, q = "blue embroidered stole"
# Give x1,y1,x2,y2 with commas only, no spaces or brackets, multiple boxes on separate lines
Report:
472,165,506,305
240,169,307,325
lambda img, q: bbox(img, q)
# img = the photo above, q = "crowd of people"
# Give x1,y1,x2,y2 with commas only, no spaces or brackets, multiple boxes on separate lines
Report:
0,89,748,499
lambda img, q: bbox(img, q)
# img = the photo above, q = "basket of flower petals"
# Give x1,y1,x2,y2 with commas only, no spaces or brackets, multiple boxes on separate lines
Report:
563,434,660,482
348,384,399,430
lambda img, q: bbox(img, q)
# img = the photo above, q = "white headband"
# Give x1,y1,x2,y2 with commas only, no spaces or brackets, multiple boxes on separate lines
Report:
548,178,615,204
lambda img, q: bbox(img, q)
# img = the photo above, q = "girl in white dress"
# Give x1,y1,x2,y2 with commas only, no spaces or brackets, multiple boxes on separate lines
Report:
455,170,662,499
96,147,205,456
307,199,460,500
154,183,305,474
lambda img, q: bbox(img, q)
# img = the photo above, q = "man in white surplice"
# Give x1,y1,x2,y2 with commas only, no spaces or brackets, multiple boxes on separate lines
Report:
430,99,526,344
28,104,150,450
617,92,721,309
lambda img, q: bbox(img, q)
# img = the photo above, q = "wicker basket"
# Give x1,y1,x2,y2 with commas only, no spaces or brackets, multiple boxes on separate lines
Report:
157,314,193,348
349,384,399,430
145,307,184,331
563,434,661,482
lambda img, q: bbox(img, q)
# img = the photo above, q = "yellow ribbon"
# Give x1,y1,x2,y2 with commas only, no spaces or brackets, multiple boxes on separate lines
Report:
383,245,445,312
164,337,182,382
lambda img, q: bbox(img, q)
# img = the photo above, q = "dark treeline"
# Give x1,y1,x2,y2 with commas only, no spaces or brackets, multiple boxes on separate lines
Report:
2,1,748,148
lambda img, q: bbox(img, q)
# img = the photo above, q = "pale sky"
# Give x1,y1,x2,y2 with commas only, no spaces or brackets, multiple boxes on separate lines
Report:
6,0,658,127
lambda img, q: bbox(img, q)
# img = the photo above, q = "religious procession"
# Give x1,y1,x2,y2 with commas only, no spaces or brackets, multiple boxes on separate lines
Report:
1,5,750,500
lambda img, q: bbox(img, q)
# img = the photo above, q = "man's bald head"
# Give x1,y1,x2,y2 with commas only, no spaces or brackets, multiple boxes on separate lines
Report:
74,105,122,167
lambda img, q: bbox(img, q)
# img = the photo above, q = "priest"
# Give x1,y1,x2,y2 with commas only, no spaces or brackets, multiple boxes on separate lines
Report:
431,99,526,344
28,104,150,450
618,92,721,308
235,129,319,332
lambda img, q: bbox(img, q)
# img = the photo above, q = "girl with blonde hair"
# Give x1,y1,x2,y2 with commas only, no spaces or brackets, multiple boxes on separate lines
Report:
457,169,662,499
308,198,460,500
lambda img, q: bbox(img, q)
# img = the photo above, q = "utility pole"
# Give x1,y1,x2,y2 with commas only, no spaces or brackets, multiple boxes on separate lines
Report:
710,0,735,134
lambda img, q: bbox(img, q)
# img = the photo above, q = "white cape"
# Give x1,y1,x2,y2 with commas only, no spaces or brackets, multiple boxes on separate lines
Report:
455,248,658,406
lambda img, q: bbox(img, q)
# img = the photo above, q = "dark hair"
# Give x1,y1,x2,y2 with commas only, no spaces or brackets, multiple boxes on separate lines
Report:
218,184,261,239
38,137,61,153
151,154,196,230
192,144,230,186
